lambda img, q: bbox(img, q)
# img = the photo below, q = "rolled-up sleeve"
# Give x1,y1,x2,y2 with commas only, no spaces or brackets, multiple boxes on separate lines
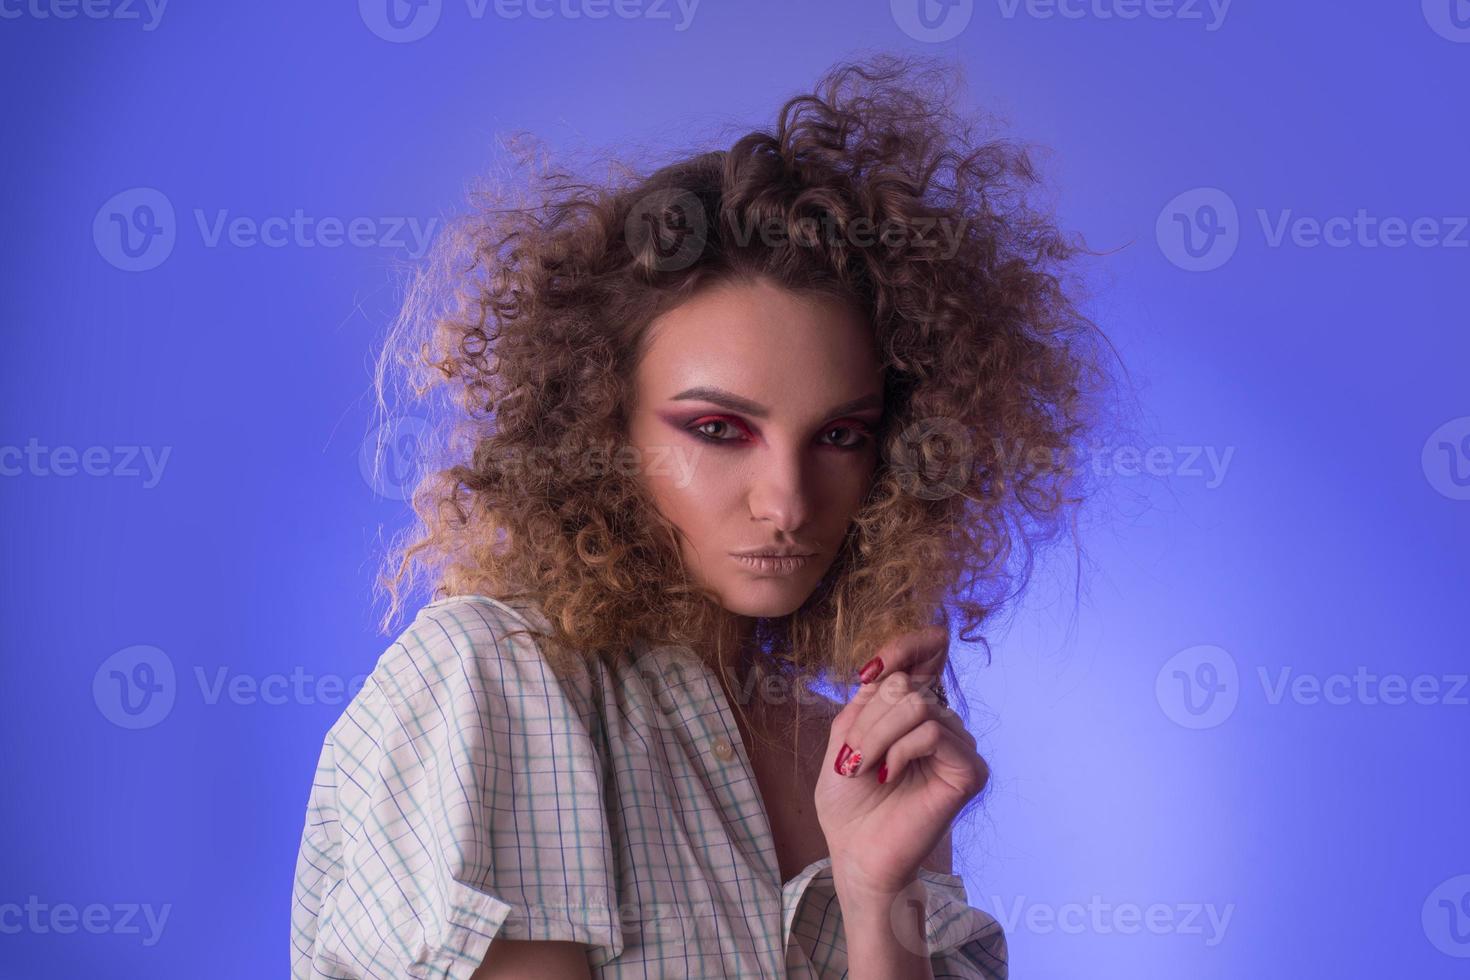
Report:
919,870,1008,979
290,597,622,979
784,861,1007,979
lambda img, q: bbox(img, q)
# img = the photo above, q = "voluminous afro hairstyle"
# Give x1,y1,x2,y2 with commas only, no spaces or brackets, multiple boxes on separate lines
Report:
369,53,1127,723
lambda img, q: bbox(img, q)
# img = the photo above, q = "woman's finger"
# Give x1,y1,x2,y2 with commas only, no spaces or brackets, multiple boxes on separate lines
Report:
834,681,931,779
880,718,988,792
856,625,949,688
835,674,976,779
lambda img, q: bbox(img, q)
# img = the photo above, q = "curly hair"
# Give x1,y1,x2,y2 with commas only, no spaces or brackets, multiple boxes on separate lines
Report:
368,54,1126,753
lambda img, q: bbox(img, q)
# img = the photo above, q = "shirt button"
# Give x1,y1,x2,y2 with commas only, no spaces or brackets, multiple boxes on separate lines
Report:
713,736,735,761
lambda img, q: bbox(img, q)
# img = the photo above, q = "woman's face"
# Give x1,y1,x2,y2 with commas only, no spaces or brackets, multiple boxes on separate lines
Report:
626,276,884,618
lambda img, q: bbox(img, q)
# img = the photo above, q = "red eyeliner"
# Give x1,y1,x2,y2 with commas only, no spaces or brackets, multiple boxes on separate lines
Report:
657,409,876,449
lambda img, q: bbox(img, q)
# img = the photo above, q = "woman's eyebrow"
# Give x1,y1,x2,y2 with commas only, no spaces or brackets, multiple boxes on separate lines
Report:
670,385,883,419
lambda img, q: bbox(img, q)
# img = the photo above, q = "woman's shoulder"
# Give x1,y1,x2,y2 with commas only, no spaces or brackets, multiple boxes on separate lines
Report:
402,592,553,658
293,593,623,975
344,592,595,737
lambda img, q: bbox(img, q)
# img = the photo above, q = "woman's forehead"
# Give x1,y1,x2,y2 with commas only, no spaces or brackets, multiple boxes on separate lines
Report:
635,282,882,408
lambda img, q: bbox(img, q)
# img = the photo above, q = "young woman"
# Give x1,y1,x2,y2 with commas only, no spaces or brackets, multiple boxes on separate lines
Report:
291,54,1116,978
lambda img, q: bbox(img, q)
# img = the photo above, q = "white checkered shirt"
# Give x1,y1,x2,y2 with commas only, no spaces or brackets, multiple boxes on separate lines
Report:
291,594,1008,978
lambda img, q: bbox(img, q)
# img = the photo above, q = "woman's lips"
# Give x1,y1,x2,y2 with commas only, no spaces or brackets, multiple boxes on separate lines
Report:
730,553,814,575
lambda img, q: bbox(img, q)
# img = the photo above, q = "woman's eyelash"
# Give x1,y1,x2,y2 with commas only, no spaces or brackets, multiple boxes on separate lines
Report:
684,417,872,450
822,424,873,449
688,418,744,442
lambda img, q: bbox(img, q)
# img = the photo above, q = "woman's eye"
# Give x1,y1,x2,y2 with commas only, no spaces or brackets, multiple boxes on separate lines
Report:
823,425,870,449
686,418,871,448
692,419,741,442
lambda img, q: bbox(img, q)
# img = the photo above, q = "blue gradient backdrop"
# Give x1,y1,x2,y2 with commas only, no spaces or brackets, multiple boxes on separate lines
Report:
2,2,1467,977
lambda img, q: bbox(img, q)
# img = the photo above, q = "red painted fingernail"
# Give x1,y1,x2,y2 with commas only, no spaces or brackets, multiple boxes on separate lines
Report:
877,763,888,784
834,743,862,777
858,656,884,684
834,744,851,776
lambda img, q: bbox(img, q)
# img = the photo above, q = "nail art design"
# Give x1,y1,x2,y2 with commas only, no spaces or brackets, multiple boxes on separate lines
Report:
834,743,863,777
858,656,884,685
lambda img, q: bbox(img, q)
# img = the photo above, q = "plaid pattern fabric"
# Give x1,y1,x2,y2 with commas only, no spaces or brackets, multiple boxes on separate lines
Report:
291,594,1008,978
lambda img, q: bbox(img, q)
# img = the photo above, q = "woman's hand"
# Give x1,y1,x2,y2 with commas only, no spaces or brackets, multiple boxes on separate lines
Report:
814,626,990,899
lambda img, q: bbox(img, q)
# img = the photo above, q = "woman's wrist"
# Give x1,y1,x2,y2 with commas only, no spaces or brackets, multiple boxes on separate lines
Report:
832,870,936,980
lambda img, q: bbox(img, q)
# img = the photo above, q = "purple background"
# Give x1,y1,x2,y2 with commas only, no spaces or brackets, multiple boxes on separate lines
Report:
2,1,1468,976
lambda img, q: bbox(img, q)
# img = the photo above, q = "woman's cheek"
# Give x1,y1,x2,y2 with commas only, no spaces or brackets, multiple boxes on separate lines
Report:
651,456,733,524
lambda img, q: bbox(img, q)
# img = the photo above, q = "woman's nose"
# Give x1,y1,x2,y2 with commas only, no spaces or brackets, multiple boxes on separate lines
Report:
745,454,814,531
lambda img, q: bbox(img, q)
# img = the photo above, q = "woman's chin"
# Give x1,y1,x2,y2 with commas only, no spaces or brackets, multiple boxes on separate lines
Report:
713,579,815,619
